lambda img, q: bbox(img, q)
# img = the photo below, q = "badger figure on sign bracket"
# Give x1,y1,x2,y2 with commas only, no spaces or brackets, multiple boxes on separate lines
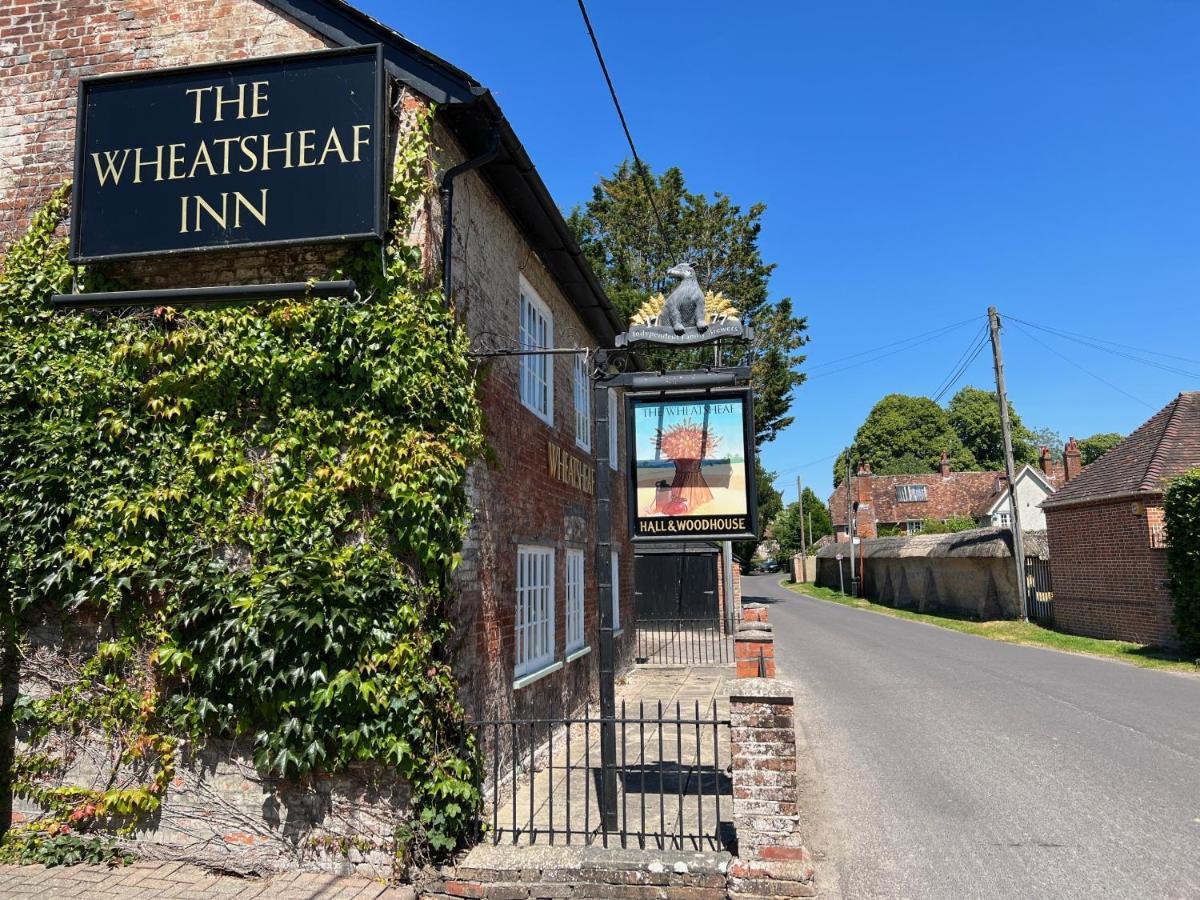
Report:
660,262,708,335
615,262,751,347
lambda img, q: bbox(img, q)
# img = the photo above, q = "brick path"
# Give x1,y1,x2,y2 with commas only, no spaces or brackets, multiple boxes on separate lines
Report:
0,861,416,899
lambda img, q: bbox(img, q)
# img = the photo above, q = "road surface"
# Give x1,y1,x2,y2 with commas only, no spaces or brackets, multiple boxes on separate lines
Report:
743,574,1200,900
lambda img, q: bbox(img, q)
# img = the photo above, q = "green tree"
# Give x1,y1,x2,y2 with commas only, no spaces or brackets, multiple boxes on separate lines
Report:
568,160,808,447
1078,432,1124,465
735,460,783,562
833,394,975,486
772,488,832,556
946,386,1036,471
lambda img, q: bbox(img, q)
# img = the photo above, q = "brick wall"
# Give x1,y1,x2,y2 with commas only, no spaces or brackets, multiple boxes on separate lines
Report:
1045,496,1176,646
3,0,634,867
0,0,331,248
436,118,634,728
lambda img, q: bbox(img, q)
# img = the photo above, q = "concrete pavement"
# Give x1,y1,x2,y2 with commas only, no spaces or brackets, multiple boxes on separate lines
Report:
745,573,1200,900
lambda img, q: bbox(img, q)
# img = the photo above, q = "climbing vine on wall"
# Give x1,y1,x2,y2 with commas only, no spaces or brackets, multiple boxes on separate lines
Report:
0,110,486,860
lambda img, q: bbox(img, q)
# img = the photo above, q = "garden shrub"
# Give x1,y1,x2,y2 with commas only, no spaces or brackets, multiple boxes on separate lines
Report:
1165,469,1200,654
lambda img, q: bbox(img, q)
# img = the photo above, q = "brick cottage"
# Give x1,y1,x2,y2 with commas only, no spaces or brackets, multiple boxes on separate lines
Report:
1043,392,1200,647
1,0,634,870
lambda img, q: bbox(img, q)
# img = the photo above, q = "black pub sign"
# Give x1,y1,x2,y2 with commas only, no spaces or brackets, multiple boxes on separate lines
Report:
70,45,385,261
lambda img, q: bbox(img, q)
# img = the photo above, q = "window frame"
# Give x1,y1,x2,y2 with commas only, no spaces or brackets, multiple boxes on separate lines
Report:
515,545,556,678
565,548,586,654
895,484,928,503
573,353,591,451
518,276,554,425
905,519,923,535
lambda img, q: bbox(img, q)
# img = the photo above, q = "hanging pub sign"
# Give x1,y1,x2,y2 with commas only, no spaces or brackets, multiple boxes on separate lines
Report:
69,45,385,261
626,388,757,542
615,263,750,348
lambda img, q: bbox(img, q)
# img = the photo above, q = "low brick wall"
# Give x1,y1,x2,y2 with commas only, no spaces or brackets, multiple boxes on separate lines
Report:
425,844,815,899
816,529,1022,619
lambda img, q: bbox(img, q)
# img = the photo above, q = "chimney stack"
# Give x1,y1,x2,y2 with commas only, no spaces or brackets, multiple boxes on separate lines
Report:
853,464,876,539
939,449,951,477
1063,437,1082,482
1039,445,1054,478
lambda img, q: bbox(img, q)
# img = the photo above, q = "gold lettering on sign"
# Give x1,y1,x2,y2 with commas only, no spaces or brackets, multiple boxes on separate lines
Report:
547,443,595,496
87,67,376,242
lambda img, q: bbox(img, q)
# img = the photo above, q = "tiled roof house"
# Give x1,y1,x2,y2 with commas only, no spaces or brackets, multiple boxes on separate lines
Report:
830,447,1077,539
1042,391,1200,645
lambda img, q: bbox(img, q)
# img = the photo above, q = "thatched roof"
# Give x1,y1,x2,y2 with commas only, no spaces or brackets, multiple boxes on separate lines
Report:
816,528,1016,560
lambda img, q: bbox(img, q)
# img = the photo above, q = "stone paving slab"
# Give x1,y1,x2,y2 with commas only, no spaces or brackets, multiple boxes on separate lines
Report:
486,666,733,851
0,863,415,900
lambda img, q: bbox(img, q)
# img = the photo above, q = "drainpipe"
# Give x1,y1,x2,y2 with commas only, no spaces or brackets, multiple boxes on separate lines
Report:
440,125,501,307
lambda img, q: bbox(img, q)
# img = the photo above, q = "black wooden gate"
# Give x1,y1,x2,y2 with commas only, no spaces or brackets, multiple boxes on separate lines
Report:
634,550,729,665
634,552,718,619
1024,556,1053,623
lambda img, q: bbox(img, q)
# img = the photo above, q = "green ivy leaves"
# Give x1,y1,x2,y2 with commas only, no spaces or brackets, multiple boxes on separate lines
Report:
1,111,485,859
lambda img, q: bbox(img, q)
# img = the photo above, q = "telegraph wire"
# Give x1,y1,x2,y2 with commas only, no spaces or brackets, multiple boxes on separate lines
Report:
1009,320,1155,409
805,316,983,381
930,321,990,403
1006,314,1200,380
805,315,983,373
576,0,669,247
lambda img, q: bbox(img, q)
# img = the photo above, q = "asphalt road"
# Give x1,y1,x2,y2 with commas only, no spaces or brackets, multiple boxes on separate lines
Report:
742,574,1200,900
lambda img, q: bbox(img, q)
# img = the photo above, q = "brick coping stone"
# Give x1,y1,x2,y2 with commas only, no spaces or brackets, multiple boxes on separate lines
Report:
726,678,795,704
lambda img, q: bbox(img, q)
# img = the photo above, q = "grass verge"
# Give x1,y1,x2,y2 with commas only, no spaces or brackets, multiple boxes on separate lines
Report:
781,579,1200,675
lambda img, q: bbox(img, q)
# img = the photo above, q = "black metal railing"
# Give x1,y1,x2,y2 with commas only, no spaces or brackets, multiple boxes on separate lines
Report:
634,617,735,665
475,700,730,851
1024,556,1053,622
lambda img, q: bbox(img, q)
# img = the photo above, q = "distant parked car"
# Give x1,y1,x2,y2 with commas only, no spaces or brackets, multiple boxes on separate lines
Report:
758,559,781,573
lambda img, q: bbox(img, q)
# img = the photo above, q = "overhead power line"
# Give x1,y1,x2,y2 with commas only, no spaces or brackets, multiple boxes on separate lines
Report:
930,322,989,403
1007,314,1200,380
1009,320,1155,409
806,316,983,381
576,0,669,246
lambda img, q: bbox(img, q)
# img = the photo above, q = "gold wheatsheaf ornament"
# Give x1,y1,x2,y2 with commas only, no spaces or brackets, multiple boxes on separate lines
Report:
630,290,740,327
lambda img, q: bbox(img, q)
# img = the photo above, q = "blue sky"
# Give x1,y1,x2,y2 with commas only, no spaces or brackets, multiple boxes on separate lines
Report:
360,0,1200,503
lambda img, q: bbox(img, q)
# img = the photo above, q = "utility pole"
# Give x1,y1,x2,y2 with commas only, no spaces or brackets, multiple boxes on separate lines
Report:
796,476,807,583
846,456,857,596
988,307,1029,621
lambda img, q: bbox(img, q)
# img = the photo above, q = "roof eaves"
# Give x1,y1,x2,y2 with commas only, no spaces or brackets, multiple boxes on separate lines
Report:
1042,487,1163,510
260,0,625,345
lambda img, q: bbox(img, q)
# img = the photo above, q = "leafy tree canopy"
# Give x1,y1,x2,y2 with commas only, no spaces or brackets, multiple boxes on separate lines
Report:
772,488,832,557
735,459,783,562
1078,432,1124,465
946,386,1037,471
833,394,975,486
568,160,807,447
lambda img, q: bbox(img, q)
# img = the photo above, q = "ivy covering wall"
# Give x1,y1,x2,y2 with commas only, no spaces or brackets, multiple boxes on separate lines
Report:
0,113,486,863
1166,470,1200,655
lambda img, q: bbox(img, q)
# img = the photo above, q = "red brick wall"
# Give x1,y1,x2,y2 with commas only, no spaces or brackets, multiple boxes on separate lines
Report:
0,0,332,248
2,0,633,747
1045,496,1176,646
433,123,634,727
